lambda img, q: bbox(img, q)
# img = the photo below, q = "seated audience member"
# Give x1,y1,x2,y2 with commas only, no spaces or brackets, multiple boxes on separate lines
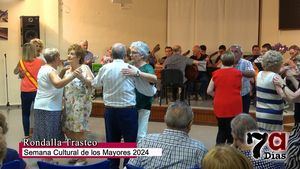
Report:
127,101,208,169
256,50,286,131
163,45,202,100
0,133,6,168
207,51,242,144
80,40,94,68
231,114,284,169
0,113,27,169
202,145,252,169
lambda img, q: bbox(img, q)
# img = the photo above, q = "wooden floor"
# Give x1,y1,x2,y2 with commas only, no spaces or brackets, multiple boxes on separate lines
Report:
91,98,295,131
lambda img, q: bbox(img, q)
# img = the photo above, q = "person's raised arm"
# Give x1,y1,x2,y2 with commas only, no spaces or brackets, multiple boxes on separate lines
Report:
49,69,78,89
121,66,157,83
274,75,300,102
76,65,94,88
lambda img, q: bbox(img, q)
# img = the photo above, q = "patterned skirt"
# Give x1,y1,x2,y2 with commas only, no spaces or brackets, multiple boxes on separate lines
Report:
285,123,300,169
32,109,65,141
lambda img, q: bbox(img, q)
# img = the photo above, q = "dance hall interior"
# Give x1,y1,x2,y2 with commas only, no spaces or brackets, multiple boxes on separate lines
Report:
0,0,299,169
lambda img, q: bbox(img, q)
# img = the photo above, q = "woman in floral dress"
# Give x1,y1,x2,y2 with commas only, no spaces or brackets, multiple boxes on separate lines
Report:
63,44,94,165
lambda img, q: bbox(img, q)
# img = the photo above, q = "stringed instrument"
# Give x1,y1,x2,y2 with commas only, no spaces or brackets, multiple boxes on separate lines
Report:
184,50,198,81
208,51,222,68
148,44,160,67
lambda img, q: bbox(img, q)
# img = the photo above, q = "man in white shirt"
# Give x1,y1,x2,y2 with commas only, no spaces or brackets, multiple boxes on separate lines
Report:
92,43,154,169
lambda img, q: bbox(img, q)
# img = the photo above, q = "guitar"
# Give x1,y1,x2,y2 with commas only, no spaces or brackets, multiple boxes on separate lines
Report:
148,44,160,67
184,50,198,81
208,51,222,68
182,50,190,56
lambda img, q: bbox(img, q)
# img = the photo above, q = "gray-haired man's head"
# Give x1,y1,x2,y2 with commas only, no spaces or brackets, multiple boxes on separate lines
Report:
164,101,194,132
111,43,127,60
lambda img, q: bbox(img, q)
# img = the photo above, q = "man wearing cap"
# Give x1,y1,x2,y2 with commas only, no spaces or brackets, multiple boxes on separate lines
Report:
92,42,155,169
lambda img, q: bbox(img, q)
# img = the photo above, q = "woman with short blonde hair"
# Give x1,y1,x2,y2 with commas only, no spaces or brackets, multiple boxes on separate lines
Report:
202,145,252,169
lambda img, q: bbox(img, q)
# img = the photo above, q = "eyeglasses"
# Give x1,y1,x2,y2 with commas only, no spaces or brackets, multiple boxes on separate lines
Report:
130,51,140,56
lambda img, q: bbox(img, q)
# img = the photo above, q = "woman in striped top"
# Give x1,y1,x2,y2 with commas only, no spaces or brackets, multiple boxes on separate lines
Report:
256,50,286,131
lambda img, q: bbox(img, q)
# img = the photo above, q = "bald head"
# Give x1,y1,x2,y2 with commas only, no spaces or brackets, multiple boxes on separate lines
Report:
112,43,127,59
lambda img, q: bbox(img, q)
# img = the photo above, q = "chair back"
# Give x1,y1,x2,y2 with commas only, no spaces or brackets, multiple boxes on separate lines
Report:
125,164,143,169
37,160,110,169
161,69,184,86
2,160,21,169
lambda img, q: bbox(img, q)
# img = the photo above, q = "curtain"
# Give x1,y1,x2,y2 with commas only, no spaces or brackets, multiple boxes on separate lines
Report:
168,0,259,53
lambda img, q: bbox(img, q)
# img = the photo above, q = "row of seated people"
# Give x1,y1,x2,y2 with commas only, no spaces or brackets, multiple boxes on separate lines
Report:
128,101,284,169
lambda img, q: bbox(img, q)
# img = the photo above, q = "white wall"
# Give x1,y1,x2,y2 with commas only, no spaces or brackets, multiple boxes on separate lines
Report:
60,0,167,59
0,0,45,105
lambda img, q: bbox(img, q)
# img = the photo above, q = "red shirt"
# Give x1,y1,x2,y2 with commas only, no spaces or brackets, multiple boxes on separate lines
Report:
212,68,242,118
20,58,43,92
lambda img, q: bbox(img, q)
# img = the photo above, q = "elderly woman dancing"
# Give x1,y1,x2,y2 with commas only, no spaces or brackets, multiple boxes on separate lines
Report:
121,41,157,141
63,44,94,165
33,48,81,162
256,50,286,131
207,51,242,144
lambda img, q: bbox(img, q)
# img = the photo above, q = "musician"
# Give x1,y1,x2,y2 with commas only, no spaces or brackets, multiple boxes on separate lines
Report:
245,45,260,63
163,45,202,100
211,45,226,67
158,46,173,65
286,45,300,70
148,44,160,68
230,45,255,114
190,45,209,100
254,43,272,64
